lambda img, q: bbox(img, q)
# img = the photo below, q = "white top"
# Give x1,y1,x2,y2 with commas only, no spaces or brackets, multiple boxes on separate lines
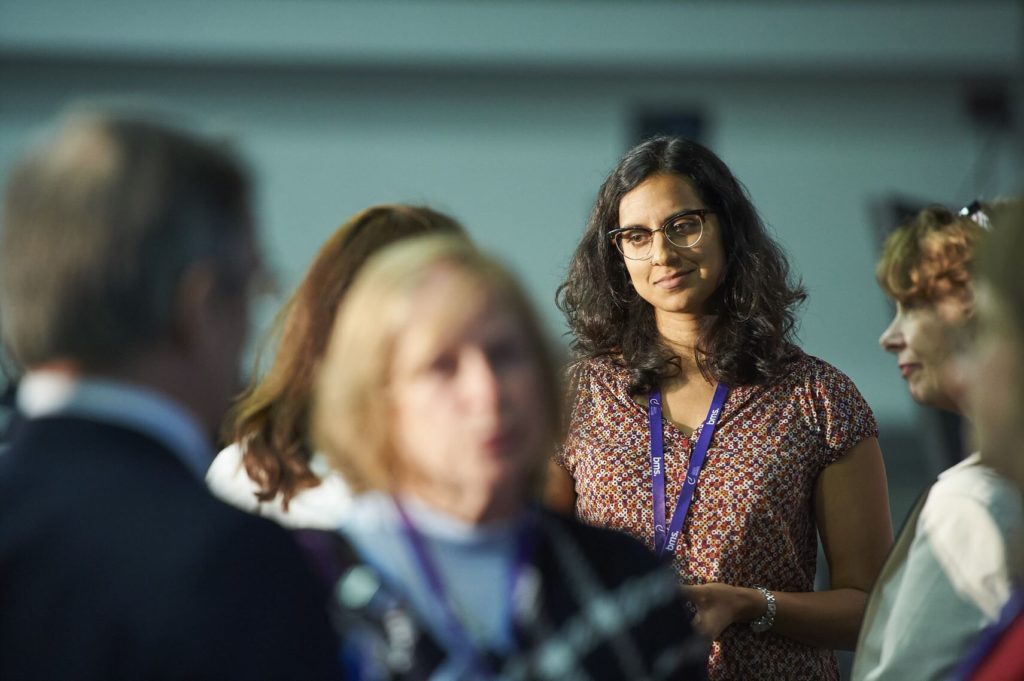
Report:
206,442,353,529
852,454,1024,681
17,370,212,479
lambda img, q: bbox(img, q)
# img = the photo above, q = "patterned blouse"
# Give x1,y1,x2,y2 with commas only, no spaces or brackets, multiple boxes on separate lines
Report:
555,350,879,681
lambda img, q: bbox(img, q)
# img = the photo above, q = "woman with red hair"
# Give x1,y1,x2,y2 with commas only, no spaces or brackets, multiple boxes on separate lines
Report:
207,204,466,527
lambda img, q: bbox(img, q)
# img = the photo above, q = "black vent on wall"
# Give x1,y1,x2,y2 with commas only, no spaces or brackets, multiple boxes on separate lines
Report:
631,110,705,147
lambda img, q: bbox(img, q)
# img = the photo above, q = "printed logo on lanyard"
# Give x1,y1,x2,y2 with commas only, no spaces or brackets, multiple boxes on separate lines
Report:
647,383,729,557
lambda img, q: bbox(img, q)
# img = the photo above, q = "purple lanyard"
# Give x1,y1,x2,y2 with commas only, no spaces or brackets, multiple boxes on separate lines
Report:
648,382,729,557
394,499,535,676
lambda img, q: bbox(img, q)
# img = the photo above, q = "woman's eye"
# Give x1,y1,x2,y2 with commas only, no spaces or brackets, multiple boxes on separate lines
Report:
427,354,458,376
668,217,700,237
623,230,650,245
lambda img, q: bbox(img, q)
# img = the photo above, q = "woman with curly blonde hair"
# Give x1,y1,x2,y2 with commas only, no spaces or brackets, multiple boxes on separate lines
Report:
853,204,1023,681
876,205,986,410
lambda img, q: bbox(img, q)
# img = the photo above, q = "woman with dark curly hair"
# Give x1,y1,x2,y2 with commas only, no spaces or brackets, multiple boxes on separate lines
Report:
550,137,893,681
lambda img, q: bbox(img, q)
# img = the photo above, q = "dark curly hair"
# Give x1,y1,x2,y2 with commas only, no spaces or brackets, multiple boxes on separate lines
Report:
557,136,807,393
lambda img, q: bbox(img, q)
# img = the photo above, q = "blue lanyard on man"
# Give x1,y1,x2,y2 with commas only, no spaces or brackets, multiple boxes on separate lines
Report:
648,383,729,557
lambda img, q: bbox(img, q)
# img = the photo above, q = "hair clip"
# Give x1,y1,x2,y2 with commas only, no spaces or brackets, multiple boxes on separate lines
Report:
959,200,992,230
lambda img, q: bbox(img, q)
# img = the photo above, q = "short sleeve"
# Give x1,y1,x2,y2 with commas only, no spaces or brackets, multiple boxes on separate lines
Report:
919,465,1023,620
803,358,879,465
553,360,588,475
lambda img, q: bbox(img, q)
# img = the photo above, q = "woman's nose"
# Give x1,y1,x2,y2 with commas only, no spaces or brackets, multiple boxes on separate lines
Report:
649,231,676,265
879,313,905,353
459,349,502,409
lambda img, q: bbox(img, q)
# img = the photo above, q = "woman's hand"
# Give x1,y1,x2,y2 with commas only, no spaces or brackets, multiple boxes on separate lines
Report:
680,583,764,640
681,438,893,648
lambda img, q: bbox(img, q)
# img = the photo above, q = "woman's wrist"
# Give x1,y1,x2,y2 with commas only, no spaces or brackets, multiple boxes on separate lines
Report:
740,586,770,622
748,587,777,632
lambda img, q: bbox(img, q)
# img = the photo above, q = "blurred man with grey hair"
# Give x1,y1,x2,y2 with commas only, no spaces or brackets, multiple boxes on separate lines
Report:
0,113,342,681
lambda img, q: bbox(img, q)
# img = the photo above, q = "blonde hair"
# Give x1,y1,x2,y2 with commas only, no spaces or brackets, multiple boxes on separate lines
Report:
312,235,561,494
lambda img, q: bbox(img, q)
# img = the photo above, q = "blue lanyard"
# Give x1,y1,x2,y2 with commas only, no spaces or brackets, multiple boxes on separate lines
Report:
648,383,729,557
394,499,535,677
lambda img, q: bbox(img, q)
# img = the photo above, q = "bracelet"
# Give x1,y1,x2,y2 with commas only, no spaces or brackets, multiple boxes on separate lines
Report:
749,586,776,633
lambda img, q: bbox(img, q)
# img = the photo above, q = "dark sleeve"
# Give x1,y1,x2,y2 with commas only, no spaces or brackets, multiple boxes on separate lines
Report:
161,515,344,681
536,513,709,680
595,529,709,681
292,528,447,681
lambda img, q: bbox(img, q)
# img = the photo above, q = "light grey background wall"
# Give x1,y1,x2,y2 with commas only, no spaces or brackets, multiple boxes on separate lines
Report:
1,1,1022,509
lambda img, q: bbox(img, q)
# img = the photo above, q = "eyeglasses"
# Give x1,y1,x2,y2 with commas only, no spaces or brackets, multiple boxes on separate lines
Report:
608,209,713,260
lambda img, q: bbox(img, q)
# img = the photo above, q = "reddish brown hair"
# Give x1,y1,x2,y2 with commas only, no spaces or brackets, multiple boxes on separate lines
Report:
226,205,466,507
876,205,986,306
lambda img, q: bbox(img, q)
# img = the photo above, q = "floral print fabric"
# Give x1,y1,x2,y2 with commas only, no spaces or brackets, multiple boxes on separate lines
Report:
556,351,878,681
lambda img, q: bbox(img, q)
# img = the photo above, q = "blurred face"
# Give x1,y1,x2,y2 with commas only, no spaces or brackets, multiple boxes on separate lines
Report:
879,295,968,413
967,286,1024,486
617,173,726,318
388,274,548,510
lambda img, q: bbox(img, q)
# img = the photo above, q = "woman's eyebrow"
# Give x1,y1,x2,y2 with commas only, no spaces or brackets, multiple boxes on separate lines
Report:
618,208,703,230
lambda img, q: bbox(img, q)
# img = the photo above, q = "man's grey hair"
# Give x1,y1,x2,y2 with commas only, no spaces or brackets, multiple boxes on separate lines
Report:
0,112,254,370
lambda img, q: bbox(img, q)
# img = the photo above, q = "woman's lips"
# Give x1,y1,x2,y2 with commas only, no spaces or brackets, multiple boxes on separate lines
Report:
899,363,921,379
654,270,695,289
480,428,521,455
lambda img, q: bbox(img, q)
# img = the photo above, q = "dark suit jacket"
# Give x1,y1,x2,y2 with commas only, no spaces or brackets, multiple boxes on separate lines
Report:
0,416,343,681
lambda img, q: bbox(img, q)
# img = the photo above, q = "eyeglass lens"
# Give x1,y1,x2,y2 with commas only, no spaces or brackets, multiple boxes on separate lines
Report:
615,214,703,260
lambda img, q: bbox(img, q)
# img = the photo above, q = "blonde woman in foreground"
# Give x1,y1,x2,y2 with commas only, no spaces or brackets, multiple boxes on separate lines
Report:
303,235,708,680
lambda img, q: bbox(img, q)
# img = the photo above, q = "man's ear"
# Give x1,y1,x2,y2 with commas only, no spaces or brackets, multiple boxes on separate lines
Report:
168,261,220,354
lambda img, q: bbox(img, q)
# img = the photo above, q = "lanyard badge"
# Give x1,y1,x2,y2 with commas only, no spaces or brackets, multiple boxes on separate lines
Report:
648,383,729,557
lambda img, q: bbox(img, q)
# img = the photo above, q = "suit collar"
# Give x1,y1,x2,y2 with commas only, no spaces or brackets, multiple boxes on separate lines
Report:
17,371,212,479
